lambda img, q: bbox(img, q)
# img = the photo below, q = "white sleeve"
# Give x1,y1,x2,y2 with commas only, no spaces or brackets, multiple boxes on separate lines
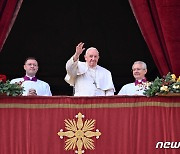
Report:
44,83,52,96
117,86,127,95
66,56,78,77
105,89,114,96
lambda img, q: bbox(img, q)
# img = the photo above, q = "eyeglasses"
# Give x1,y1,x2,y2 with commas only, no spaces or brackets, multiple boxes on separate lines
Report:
25,63,38,67
132,68,145,71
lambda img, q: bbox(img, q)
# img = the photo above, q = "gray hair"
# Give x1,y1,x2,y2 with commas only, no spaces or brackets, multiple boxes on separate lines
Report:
132,61,147,69
85,47,99,55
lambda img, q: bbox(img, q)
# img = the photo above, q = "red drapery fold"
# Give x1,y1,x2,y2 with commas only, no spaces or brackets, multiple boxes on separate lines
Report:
0,96,180,154
129,0,180,76
0,0,23,52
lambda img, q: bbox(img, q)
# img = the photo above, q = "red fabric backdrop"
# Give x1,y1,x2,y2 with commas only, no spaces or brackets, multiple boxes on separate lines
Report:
0,0,23,51
129,0,180,76
1,0,179,77
0,96,180,154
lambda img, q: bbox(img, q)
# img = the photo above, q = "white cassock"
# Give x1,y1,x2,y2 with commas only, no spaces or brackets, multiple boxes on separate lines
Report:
118,83,146,96
10,78,52,96
65,57,115,96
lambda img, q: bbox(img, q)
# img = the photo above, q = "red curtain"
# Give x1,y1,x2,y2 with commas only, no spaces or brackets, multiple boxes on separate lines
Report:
0,96,180,154
0,0,23,52
129,0,180,76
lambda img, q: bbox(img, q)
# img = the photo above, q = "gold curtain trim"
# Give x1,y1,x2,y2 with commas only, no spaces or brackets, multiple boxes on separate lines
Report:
0,102,180,109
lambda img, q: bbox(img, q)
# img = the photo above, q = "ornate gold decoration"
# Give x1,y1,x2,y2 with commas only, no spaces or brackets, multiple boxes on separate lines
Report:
57,112,101,154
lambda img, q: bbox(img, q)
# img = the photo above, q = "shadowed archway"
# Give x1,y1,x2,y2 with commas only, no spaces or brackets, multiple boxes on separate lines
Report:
0,0,160,95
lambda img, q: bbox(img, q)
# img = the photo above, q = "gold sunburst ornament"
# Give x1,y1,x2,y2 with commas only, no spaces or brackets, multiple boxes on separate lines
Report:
57,112,101,154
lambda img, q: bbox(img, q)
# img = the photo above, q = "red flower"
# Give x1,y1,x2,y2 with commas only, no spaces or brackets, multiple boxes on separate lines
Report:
162,80,170,86
0,74,7,83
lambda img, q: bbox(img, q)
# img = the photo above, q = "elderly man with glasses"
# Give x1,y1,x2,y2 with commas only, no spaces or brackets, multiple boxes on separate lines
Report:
117,61,148,96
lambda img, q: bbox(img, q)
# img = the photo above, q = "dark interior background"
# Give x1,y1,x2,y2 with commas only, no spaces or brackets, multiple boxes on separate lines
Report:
0,0,160,95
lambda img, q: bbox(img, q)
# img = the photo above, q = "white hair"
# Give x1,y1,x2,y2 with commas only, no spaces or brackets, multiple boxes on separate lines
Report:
132,61,147,69
85,47,99,55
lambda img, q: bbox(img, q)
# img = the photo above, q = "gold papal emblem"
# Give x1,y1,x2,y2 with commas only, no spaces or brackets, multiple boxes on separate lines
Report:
57,112,101,154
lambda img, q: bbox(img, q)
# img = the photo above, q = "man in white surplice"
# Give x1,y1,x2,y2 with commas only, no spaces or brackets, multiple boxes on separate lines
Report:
117,61,148,96
65,42,115,96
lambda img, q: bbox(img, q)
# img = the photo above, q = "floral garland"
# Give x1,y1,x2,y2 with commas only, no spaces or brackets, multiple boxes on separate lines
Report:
136,81,151,92
0,74,24,96
143,72,180,97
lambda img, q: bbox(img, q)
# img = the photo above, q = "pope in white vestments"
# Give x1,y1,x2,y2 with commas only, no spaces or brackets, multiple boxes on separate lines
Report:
65,42,115,96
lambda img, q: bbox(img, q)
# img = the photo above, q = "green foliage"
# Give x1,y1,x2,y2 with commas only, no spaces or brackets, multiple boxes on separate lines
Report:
0,80,24,96
143,77,162,96
144,72,180,97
